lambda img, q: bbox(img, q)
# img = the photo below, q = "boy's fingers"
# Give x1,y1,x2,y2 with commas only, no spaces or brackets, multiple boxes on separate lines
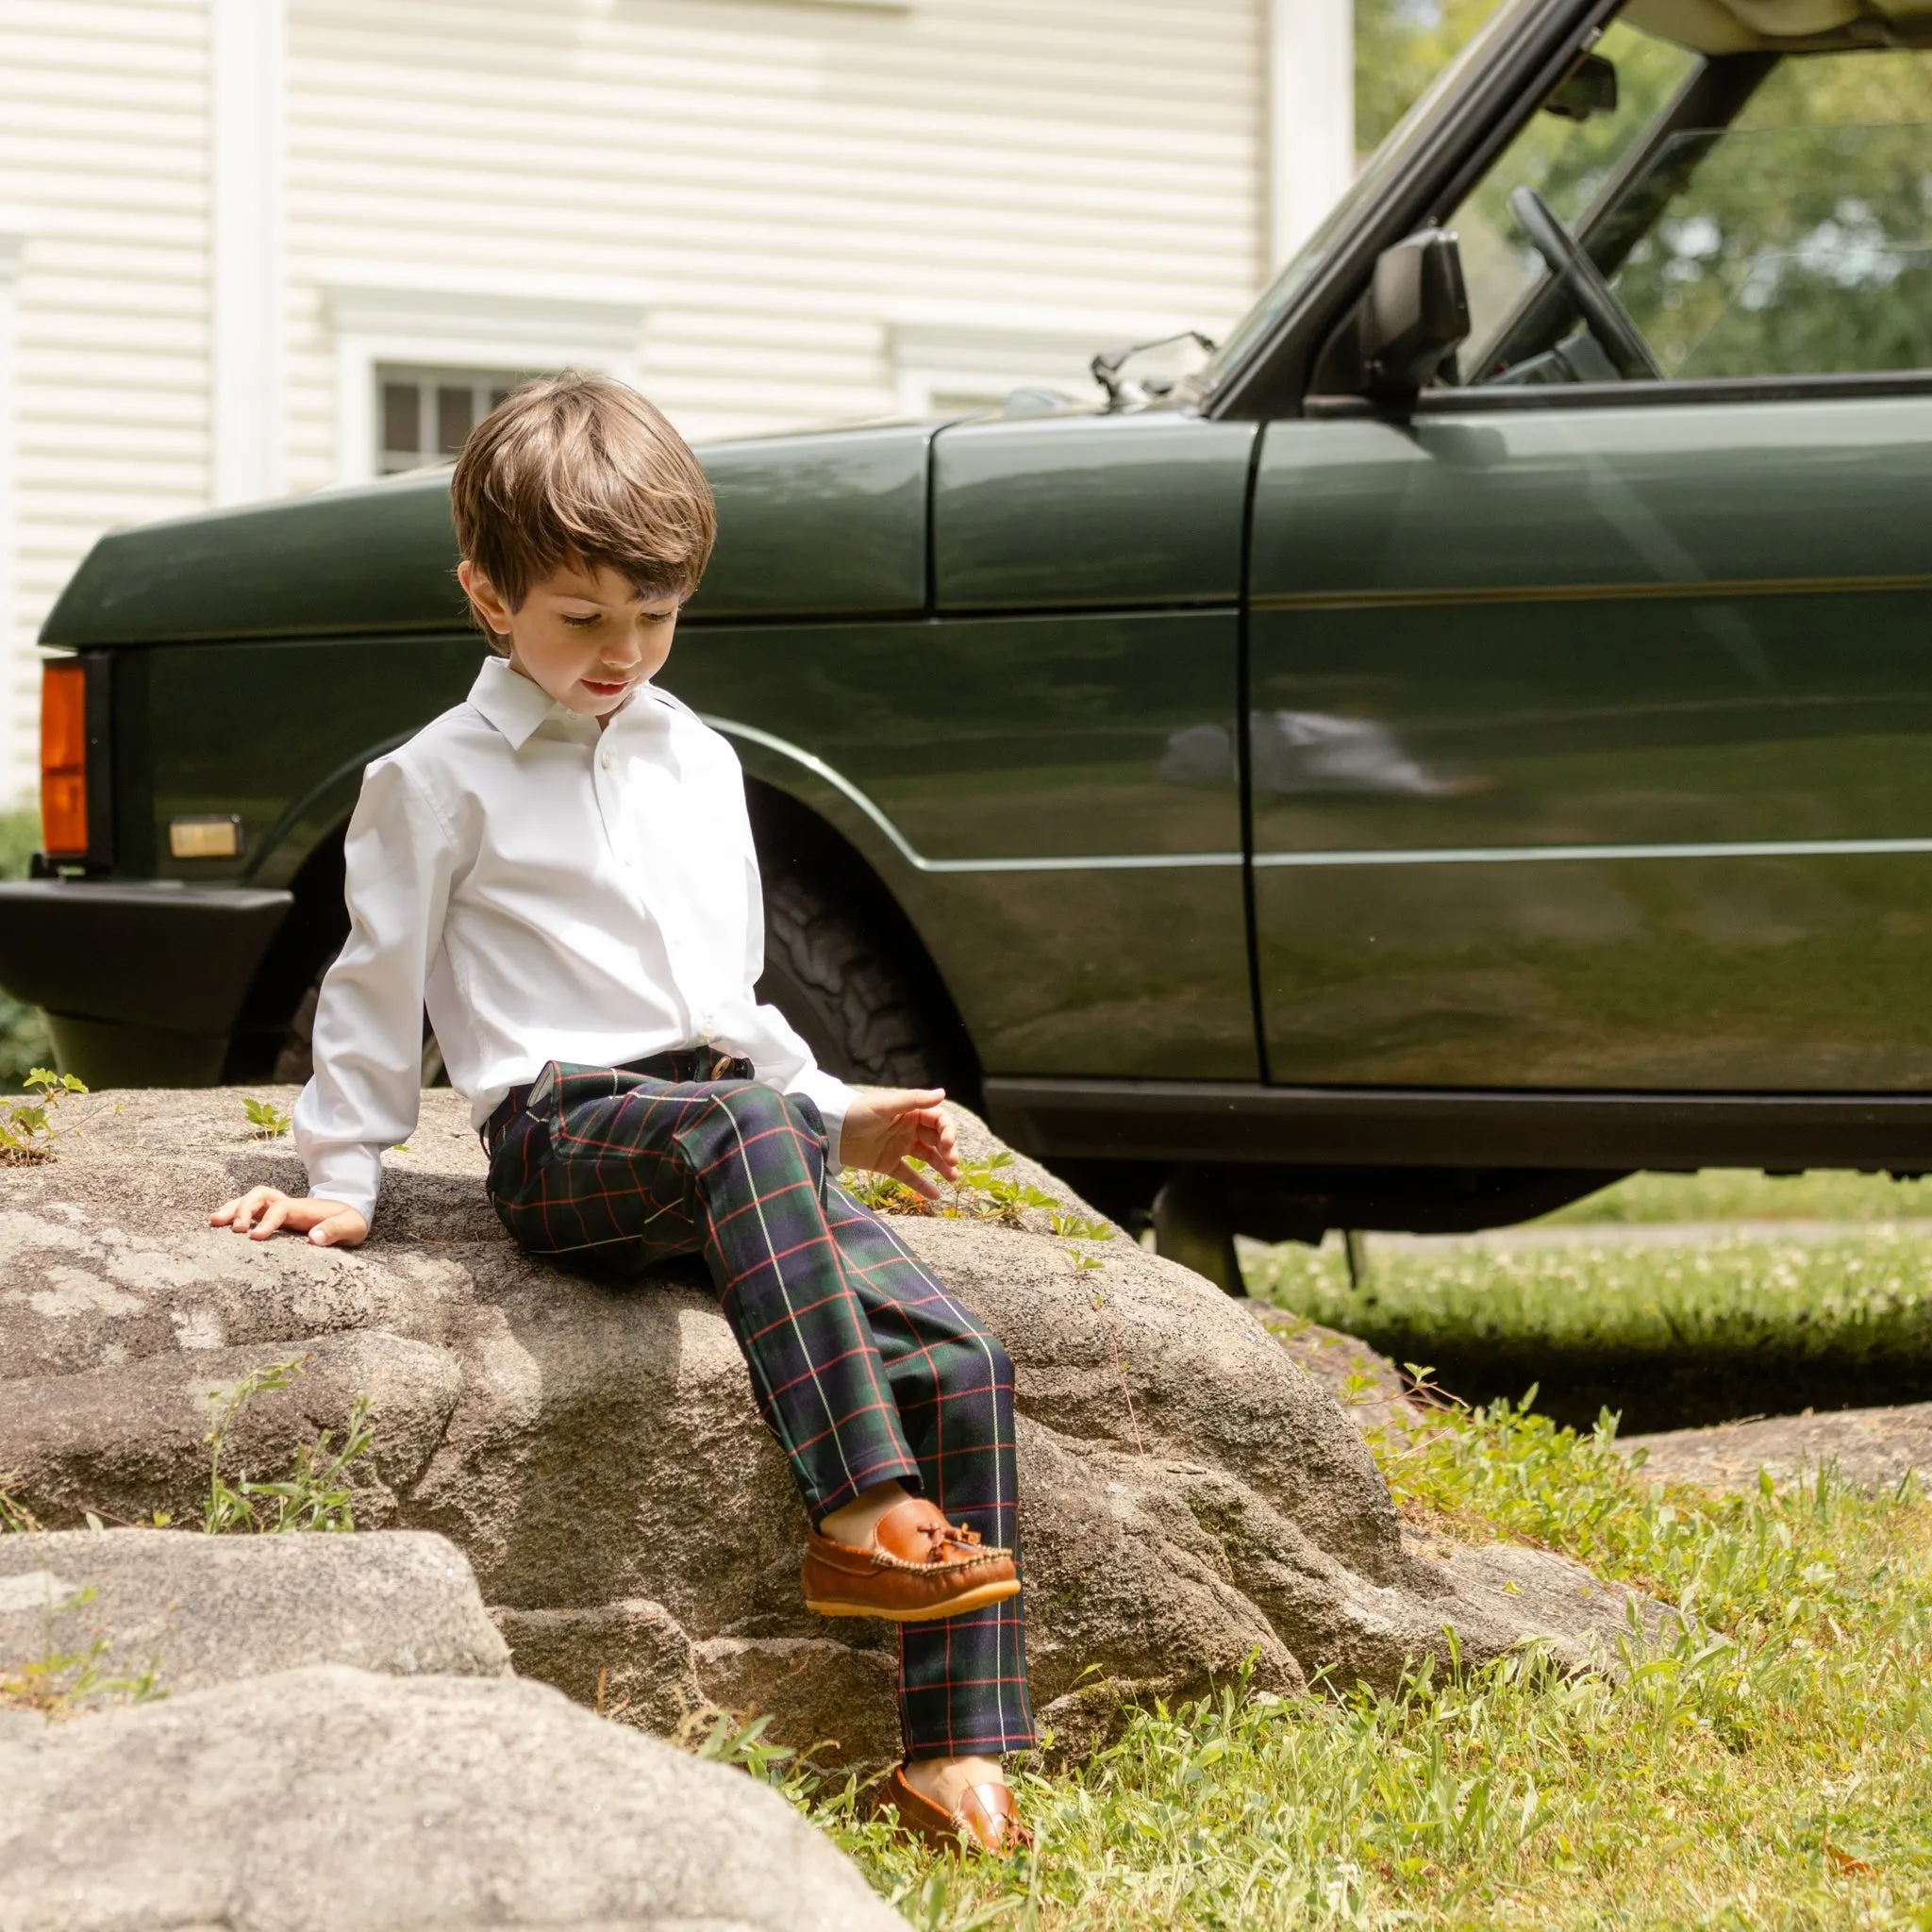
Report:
891,1158,942,1201
221,1184,281,1233
248,1199,290,1242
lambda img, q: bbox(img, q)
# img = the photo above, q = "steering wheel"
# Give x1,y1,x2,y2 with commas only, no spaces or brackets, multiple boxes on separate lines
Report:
1508,185,1662,381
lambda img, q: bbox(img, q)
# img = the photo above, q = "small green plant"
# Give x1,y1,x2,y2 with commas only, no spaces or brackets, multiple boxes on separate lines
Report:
956,1152,1059,1226
0,1468,41,1533
842,1152,1063,1228
203,1355,375,1534
1047,1211,1114,1242
690,1707,802,1778
841,1168,930,1215
0,1586,163,1719
0,1068,88,1165
242,1094,292,1138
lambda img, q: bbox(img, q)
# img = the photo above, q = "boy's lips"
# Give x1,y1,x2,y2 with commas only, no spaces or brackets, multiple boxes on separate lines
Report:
581,676,632,696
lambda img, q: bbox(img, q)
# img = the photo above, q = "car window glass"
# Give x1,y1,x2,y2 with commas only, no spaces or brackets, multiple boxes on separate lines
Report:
1450,21,1702,374
1453,17,1707,373
1453,26,1932,389
1607,52,1932,378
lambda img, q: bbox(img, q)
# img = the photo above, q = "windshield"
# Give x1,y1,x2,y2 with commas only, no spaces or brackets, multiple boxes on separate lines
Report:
1200,0,1546,388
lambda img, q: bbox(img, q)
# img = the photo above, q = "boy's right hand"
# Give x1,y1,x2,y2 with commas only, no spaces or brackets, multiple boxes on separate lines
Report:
211,1187,368,1249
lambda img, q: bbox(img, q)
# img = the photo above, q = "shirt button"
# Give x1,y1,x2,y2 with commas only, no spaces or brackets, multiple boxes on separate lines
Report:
599,749,612,771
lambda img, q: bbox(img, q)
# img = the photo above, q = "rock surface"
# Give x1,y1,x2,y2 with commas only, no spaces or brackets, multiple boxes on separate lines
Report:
1621,1402,1932,1494
1,1087,1647,1764
0,1664,901,1932
1248,1303,1422,1435
0,1527,508,1705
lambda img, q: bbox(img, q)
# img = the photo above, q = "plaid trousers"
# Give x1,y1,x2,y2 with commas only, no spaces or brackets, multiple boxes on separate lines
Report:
485,1052,1035,1761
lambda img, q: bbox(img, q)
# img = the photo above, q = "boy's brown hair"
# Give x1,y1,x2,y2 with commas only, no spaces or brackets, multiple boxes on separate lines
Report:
450,369,716,646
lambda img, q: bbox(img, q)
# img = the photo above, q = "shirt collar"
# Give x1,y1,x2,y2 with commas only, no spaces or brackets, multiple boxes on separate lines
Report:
467,655,672,751
467,656,567,751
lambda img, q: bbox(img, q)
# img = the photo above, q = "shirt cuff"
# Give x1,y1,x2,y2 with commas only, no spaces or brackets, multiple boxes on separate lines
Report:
787,1065,855,1167
301,1144,384,1230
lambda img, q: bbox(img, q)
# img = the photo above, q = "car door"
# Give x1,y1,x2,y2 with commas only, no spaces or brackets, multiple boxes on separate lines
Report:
1248,30,1932,1092
889,409,1259,1079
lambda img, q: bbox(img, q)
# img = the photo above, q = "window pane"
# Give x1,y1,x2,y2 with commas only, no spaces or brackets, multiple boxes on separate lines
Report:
1449,20,1702,375
374,366,539,475
381,382,420,461
437,386,474,457
1607,57,1932,378
1451,25,1932,387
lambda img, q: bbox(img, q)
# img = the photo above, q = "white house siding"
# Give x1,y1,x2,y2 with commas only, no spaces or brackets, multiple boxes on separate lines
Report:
0,0,211,807
0,0,1318,806
283,0,1268,483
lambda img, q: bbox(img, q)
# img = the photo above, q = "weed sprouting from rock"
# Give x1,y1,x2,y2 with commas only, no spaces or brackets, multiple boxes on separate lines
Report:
242,1095,292,1139
0,1585,163,1719
0,1068,89,1165
202,1355,375,1534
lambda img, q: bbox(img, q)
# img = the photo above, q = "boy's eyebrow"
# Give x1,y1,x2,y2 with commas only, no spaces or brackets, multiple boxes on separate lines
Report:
552,589,679,611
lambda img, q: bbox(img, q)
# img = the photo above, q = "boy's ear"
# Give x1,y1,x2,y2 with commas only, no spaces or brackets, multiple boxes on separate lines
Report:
458,560,514,651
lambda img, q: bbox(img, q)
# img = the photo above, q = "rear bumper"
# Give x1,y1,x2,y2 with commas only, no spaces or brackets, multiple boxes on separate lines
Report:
0,878,293,1086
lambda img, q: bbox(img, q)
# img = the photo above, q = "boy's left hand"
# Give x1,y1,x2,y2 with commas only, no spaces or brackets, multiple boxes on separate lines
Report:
841,1088,958,1199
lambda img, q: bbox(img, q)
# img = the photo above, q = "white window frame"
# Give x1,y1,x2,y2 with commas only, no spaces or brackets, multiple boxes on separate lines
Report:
325,280,648,486
375,366,541,475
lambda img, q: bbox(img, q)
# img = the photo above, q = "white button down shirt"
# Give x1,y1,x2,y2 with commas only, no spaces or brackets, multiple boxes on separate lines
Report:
294,656,855,1224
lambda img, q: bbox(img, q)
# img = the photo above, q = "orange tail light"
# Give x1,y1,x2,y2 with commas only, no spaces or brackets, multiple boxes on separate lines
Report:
41,660,89,858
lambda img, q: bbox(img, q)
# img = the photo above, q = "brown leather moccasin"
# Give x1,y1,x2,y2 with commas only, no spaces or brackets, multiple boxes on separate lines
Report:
802,1497,1019,1622
880,1763,1032,1857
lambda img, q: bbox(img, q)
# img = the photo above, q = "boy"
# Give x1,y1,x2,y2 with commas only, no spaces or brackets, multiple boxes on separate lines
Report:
212,371,1035,1854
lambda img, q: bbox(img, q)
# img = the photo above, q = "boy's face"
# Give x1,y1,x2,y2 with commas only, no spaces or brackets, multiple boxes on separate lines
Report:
459,558,680,722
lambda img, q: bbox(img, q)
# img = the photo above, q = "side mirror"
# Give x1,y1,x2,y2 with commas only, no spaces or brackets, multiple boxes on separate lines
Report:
1309,228,1471,404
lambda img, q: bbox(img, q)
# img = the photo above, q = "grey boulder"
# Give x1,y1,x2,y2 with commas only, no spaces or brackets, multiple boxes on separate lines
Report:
0,1526,508,1706
0,1664,901,1932
1,1086,1646,1766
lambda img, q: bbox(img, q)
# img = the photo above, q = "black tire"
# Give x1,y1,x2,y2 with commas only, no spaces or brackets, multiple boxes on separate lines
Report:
758,867,950,1089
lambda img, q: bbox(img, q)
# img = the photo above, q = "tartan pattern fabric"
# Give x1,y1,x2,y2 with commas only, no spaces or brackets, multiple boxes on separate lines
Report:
485,1055,1035,1760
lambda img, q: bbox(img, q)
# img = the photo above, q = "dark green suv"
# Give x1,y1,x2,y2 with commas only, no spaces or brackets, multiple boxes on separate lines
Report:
8,0,1932,1277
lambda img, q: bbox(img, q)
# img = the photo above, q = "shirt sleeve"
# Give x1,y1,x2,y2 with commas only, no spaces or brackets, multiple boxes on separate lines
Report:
291,756,456,1225
739,842,857,1166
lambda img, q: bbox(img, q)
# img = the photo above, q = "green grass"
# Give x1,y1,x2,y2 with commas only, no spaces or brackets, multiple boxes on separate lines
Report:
1242,1168,1932,1429
1548,1168,1932,1224
759,1164,1932,1924
0,807,51,1088
1245,1227,1932,1431
758,1404,1932,1929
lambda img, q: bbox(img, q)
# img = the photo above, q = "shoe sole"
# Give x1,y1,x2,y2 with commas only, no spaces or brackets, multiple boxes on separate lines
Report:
804,1577,1021,1623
